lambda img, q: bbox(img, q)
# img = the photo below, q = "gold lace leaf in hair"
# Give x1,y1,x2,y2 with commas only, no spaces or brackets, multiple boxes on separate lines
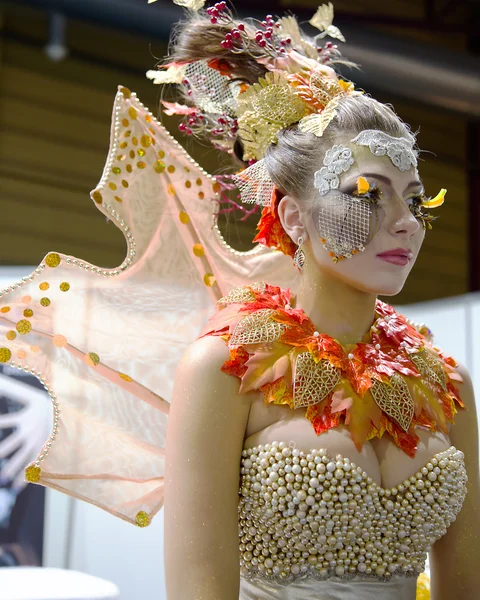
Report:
298,97,339,138
309,3,346,43
288,70,346,112
277,16,319,60
370,374,414,433
293,352,341,409
237,72,310,160
230,309,287,346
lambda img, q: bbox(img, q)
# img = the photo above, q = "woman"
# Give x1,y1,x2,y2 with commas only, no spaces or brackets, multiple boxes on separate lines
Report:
1,2,477,600
160,3,479,600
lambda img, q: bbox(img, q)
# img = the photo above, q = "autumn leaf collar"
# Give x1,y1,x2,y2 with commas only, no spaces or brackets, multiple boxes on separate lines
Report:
200,282,465,457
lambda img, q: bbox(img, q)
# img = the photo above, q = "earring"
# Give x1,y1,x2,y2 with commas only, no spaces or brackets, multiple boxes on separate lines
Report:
293,236,305,270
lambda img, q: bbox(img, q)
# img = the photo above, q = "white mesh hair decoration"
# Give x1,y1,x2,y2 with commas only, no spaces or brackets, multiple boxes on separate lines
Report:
233,159,275,207
184,60,240,117
316,193,372,260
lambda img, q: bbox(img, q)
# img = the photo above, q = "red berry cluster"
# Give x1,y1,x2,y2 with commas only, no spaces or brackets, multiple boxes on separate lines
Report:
221,22,245,48
211,116,238,137
254,15,290,53
179,112,204,135
206,1,227,24
317,41,339,64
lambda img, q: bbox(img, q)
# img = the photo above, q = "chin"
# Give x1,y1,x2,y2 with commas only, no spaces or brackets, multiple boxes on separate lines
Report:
347,276,407,297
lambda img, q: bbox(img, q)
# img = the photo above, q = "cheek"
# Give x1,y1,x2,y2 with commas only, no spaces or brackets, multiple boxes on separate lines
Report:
312,194,375,259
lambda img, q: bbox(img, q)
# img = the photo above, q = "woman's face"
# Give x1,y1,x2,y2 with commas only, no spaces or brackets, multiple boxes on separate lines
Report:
303,145,426,296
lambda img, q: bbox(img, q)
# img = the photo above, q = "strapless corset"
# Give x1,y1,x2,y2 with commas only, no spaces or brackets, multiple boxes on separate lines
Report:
238,441,467,587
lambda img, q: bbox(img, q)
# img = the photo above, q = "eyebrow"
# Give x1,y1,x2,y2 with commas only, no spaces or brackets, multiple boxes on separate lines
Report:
351,172,424,193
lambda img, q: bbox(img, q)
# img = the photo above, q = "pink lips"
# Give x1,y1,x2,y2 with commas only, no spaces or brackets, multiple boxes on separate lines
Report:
376,248,413,266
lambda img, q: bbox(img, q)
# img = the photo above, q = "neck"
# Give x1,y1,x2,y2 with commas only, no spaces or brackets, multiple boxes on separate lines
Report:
294,260,378,346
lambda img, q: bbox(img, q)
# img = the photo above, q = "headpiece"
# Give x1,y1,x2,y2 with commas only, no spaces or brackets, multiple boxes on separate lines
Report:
148,1,357,162
148,0,445,263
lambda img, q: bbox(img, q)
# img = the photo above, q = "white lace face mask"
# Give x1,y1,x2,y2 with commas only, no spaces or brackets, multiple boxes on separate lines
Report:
312,131,418,261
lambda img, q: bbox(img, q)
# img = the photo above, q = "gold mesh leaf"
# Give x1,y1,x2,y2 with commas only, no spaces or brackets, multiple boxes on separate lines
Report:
410,350,447,392
370,374,414,433
293,352,341,409
233,160,275,207
230,309,286,346
298,97,339,138
218,282,266,306
237,72,309,160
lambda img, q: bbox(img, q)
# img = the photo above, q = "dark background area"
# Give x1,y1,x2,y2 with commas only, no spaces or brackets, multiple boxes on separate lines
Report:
0,0,479,304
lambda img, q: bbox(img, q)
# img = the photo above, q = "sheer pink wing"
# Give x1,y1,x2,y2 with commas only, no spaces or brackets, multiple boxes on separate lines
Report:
0,86,298,526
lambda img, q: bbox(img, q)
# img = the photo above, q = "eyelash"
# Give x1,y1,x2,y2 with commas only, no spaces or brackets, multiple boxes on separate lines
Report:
353,183,423,204
352,183,436,229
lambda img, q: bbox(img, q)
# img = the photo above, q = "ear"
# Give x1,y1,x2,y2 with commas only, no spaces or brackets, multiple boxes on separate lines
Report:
277,195,306,244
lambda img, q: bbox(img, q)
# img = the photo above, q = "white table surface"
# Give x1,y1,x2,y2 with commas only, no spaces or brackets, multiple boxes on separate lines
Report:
0,567,120,600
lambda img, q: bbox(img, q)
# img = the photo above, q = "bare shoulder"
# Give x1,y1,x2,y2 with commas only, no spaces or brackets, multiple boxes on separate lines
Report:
174,335,250,403
170,334,253,439
178,334,232,374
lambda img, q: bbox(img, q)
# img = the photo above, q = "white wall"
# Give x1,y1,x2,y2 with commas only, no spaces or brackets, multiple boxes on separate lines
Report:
2,267,478,599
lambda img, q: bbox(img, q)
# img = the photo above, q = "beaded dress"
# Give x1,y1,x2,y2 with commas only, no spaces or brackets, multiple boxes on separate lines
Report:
0,89,467,600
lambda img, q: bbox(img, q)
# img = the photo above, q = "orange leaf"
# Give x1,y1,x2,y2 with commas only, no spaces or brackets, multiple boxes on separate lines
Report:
221,347,250,378
345,388,383,451
261,376,294,407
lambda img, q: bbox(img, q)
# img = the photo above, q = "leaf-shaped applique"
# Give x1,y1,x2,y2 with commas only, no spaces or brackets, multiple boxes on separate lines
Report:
444,362,463,382
221,347,250,379
240,342,293,393
346,387,384,451
298,98,339,137
160,101,196,115
293,352,341,408
405,376,449,434
305,397,342,435
379,415,420,458
198,303,248,337
307,334,346,369
330,386,353,414
261,376,294,408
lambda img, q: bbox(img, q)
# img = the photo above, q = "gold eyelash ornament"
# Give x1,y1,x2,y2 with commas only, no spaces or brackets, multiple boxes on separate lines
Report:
413,187,446,230
356,176,370,195
422,188,446,208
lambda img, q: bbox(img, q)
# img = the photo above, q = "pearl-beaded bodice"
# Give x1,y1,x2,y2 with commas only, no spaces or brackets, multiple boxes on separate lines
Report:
238,442,467,586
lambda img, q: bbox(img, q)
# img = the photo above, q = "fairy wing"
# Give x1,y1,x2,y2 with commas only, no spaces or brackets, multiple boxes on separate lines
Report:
0,86,297,526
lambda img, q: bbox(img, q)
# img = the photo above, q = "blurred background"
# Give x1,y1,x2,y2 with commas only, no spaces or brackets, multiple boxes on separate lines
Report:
0,0,478,599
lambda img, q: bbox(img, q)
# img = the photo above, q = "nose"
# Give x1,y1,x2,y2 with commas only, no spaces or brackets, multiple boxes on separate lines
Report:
387,199,421,237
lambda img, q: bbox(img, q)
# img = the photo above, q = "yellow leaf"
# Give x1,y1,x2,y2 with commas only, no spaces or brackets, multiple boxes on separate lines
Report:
240,343,293,393
422,188,446,208
356,176,370,195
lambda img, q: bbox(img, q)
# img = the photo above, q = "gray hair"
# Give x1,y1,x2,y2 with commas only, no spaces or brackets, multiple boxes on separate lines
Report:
263,94,417,210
